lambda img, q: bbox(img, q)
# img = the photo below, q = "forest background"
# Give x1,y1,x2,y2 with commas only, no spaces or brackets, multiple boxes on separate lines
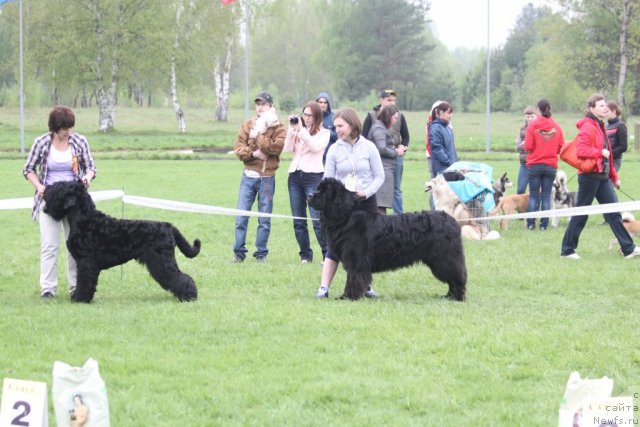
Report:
0,0,638,134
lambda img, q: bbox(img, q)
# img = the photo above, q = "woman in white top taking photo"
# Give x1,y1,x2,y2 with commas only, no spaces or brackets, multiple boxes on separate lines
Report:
284,101,330,264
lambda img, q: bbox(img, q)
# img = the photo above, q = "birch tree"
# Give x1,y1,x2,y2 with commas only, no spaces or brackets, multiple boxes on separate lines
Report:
81,0,151,132
214,31,234,122
170,0,186,132
616,0,630,106
211,1,240,122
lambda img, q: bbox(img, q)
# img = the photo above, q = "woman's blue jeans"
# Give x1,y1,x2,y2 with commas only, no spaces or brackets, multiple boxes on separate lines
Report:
517,163,528,194
526,164,556,228
288,170,326,261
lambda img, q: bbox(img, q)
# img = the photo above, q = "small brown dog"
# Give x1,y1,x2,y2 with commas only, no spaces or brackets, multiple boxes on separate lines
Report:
489,194,529,230
609,212,640,251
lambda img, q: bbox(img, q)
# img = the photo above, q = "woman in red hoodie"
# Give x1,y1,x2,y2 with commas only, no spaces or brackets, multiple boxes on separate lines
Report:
561,94,640,259
524,99,564,230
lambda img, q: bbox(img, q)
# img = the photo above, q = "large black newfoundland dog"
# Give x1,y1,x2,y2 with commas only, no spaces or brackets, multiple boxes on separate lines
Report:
308,178,467,300
43,181,200,303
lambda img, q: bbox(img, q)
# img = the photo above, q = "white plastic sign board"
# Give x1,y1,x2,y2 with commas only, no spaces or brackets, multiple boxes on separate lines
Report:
0,378,48,427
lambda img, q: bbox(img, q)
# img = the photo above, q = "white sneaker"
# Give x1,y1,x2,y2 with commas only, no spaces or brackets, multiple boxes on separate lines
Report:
316,286,329,299
624,247,640,259
562,253,581,260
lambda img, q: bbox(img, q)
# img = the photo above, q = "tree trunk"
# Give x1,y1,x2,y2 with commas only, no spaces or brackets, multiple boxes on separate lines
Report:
96,86,116,132
616,0,630,107
170,0,186,133
214,33,234,122
170,0,185,131
87,1,124,132
631,61,640,115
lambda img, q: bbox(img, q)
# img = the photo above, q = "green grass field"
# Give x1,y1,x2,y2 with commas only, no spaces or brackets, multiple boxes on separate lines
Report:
1,107,639,426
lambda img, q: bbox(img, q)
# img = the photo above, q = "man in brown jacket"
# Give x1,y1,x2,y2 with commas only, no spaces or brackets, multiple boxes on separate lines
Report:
232,91,286,263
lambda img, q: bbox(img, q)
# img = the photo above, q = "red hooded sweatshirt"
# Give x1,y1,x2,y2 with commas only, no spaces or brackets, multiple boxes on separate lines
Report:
524,115,564,168
574,115,619,182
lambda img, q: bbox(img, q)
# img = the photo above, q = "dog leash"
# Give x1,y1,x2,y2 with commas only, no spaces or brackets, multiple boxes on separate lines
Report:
566,171,578,185
616,187,637,202
566,171,636,201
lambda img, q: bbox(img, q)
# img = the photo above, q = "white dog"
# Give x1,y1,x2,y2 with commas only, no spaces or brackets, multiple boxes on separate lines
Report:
425,175,500,241
249,107,279,139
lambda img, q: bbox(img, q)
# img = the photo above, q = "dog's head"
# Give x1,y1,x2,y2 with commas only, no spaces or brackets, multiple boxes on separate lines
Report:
492,172,513,194
500,172,513,188
424,174,448,193
554,170,568,187
308,178,358,222
43,181,95,221
553,170,569,201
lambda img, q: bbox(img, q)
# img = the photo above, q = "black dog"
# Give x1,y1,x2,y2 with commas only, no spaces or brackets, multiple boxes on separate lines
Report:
308,178,467,300
43,181,200,303
492,172,513,204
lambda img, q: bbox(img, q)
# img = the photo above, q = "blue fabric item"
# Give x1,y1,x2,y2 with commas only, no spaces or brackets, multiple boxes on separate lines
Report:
443,162,496,212
428,118,458,176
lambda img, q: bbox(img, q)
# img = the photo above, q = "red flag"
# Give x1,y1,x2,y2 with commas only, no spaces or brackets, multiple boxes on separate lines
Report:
221,0,236,5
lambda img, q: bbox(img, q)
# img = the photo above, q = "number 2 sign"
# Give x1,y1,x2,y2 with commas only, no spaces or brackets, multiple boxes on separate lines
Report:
0,378,48,427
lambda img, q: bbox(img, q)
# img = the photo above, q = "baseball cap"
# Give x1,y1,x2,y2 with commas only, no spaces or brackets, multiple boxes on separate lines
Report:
254,91,273,105
380,89,397,98
523,106,536,115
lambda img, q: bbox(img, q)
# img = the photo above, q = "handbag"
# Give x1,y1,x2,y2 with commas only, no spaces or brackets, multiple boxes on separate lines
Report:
559,139,597,173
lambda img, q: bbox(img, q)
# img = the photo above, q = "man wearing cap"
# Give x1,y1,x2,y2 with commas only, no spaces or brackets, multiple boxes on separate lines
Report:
362,89,410,214
232,91,286,263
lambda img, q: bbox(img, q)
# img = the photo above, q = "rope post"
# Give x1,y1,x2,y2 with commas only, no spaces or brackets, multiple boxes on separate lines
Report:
121,186,125,280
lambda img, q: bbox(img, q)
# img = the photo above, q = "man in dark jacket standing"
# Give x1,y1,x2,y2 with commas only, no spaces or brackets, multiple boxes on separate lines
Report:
362,89,410,214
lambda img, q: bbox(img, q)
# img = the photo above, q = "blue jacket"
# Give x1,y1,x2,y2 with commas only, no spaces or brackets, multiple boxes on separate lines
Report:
317,92,338,163
429,118,458,176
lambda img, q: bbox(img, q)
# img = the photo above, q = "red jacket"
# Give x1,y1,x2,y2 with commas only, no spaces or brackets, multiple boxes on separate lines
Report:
575,115,619,182
524,115,564,168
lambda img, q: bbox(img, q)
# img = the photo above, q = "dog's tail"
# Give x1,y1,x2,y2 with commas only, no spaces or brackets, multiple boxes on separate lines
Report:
173,227,201,258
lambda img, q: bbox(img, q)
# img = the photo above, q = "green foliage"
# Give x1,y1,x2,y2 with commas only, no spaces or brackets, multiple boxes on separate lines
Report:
323,0,432,103
2,0,640,120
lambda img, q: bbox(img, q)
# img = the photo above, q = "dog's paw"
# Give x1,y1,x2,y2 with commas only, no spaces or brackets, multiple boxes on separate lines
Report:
70,293,92,303
443,292,465,302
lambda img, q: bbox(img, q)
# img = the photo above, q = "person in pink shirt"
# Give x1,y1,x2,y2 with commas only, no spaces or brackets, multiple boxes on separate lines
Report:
284,101,330,263
524,99,564,230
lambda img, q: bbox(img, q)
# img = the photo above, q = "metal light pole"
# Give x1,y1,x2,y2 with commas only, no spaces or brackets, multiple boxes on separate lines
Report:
19,0,24,153
485,0,491,154
243,0,250,118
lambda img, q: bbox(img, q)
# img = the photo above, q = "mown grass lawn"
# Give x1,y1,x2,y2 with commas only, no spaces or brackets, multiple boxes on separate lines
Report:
1,107,639,425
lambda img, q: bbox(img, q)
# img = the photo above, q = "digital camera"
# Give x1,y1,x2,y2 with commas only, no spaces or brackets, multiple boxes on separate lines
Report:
290,116,300,125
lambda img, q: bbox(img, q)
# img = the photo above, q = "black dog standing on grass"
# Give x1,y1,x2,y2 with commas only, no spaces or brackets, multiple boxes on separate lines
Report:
43,181,200,303
308,178,467,301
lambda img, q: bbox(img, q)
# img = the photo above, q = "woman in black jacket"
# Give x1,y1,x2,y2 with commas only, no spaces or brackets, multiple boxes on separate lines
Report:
606,101,627,172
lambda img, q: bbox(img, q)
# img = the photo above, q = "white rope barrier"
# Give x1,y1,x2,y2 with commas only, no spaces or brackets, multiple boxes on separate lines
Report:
122,195,312,220
0,196,32,210
0,190,124,210
473,200,640,223
2,191,639,223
